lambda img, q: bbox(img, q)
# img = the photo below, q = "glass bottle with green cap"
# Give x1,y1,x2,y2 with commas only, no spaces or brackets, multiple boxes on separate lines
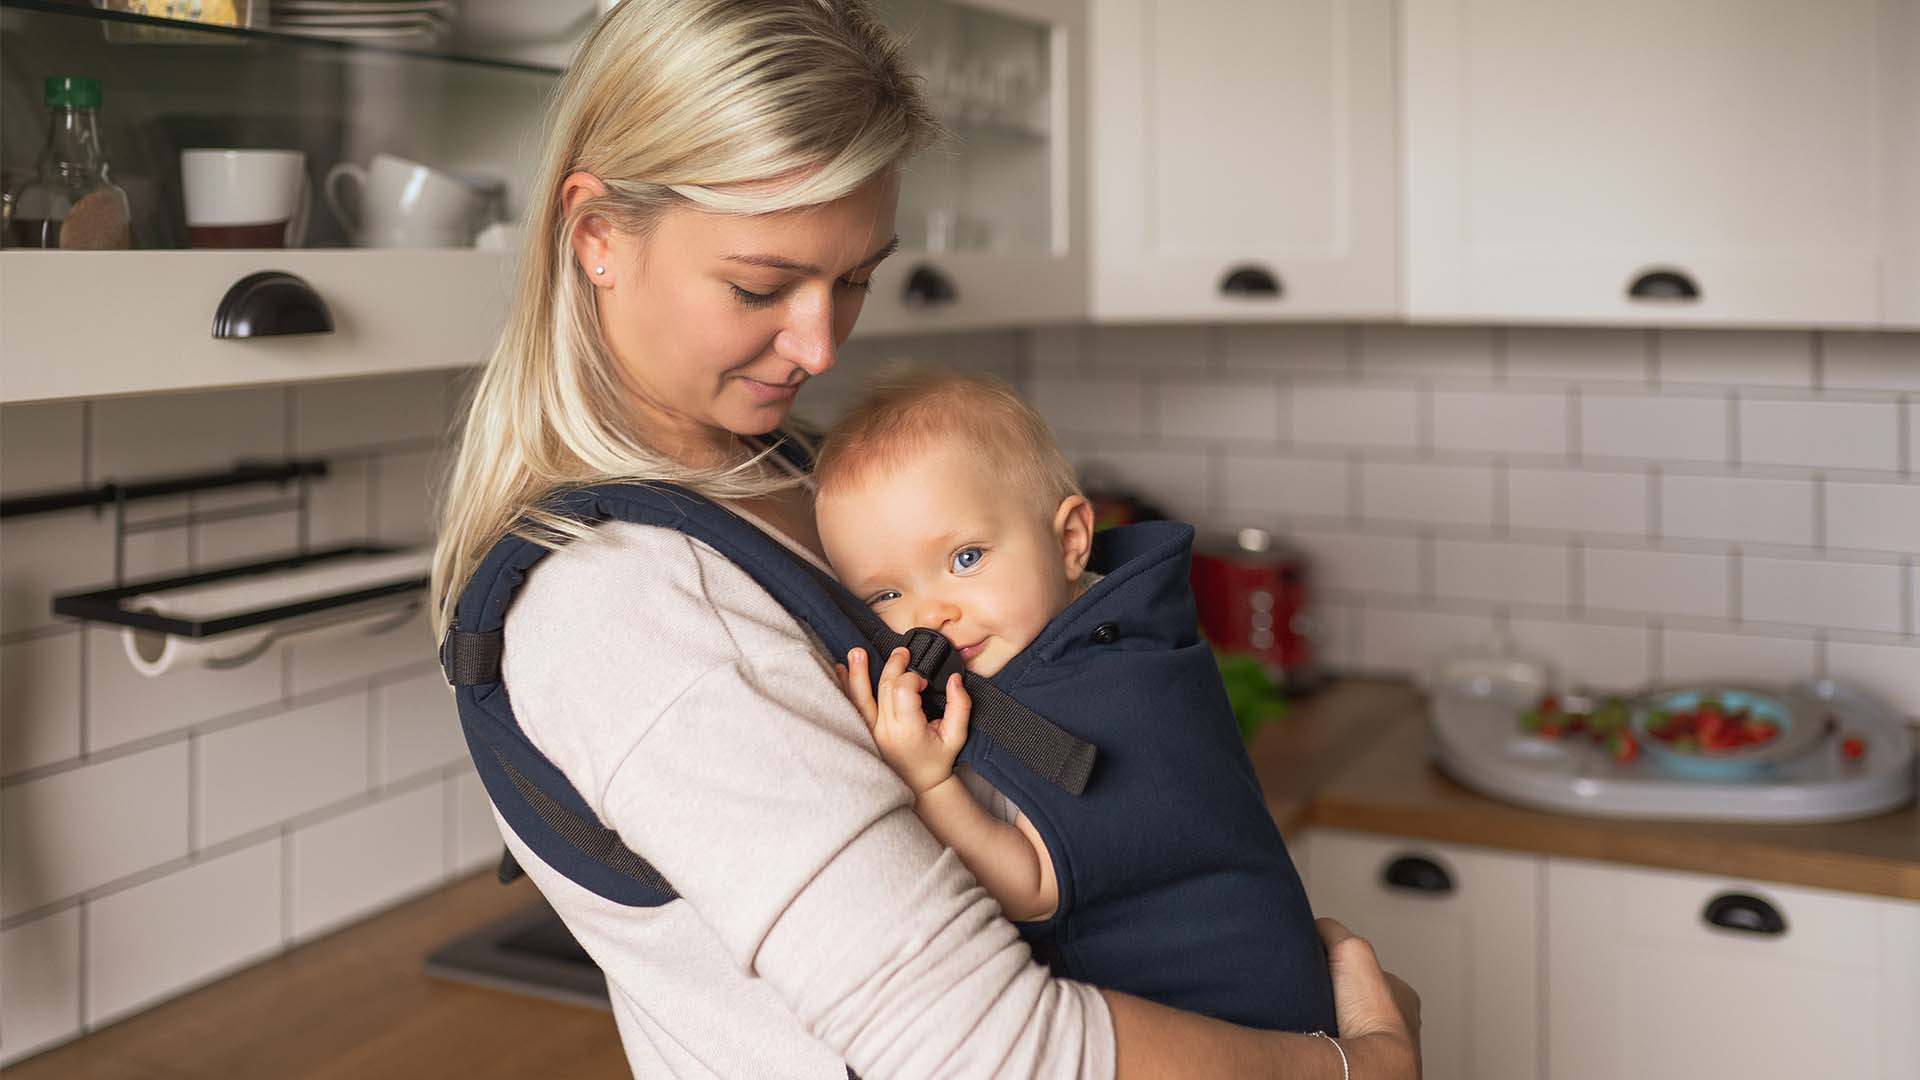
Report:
9,76,132,249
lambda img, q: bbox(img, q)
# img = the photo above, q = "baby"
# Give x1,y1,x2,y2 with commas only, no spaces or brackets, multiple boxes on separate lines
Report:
811,368,1335,1034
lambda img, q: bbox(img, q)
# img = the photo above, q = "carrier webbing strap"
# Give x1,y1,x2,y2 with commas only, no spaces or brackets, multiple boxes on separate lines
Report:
491,742,679,899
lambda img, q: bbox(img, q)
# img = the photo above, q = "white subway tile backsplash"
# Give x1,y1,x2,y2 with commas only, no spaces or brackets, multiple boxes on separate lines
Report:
1431,390,1570,455
1659,474,1816,547
288,782,445,942
1824,481,1920,553
1157,381,1283,442
1743,557,1905,634
286,605,435,699
1507,618,1652,691
1,514,112,636
1030,376,1148,438
1910,401,1919,474
1087,325,1210,370
375,671,466,784
1433,539,1571,606
292,372,457,454
1357,607,1499,675
1359,462,1497,527
1505,328,1648,384
1357,326,1495,378
1219,325,1351,373
1582,548,1731,620
1580,393,1728,463
1662,629,1818,684
1,632,81,776
1311,602,1365,670
1738,399,1901,472
372,450,442,544
1506,466,1651,537
1286,529,1421,596
85,841,282,1027
0,402,85,496
1822,332,1920,393
1289,384,1419,448
1659,330,1814,389
1,742,189,918
1825,639,1920,718
1219,454,1350,520
90,388,286,481
192,493,299,569
451,770,504,873
87,627,284,754
1026,325,1086,369
0,907,81,1066
1073,445,1212,522
197,694,370,848
305,457,374,548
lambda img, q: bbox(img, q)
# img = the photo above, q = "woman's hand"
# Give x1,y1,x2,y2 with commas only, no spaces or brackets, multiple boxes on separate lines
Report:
837,646,970,795
1318,917,1422,1078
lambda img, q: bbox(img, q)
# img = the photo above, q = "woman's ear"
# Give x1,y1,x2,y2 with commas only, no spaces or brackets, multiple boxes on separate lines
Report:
560,171,617,285
1053,495,1095,581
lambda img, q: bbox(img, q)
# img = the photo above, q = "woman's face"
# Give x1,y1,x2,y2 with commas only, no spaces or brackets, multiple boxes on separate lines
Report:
570,171,900,463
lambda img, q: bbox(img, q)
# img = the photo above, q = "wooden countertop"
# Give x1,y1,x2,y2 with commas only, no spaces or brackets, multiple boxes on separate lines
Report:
17,678,1917,1078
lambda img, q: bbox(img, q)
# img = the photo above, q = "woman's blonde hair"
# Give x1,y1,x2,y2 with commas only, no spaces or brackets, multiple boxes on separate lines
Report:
815,367,1084,518
430,0,937,640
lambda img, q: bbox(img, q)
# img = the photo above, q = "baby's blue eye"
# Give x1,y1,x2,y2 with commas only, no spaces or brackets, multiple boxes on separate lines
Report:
951,547,984,572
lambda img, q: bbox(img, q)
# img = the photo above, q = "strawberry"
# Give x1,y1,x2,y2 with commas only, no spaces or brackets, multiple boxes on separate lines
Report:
1611,731,1639,764
1841,736,1866,761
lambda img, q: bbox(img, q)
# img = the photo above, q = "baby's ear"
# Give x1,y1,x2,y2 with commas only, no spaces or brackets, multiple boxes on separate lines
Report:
1053,495,1095,579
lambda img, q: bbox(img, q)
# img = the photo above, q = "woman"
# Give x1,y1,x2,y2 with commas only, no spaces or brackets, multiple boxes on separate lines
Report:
430,1,1421,1075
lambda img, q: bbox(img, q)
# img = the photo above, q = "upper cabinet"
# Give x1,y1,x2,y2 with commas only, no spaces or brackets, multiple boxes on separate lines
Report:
1087,0,1399,322
1402,0,1919,329
855,0,1090,336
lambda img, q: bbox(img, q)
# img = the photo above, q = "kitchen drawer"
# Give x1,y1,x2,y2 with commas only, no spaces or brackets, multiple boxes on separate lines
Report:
0,250,510,403
1545,856,1920,1080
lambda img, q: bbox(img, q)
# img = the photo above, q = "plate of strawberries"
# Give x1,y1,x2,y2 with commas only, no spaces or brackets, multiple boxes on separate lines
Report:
1628,687,1819,779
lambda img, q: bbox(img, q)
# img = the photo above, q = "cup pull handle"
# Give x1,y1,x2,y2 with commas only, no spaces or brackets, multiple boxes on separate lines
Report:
1627,267,1701,302
1702,892,1787,936
903,264,959,307
1219,264,1283,298
1381,855,1453,895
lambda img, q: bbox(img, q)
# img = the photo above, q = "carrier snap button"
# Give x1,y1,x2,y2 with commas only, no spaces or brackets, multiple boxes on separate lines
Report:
1090,622,1120,644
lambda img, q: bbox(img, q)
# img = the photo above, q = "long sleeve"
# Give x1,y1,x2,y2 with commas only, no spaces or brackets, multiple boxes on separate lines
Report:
501,519,1115,1079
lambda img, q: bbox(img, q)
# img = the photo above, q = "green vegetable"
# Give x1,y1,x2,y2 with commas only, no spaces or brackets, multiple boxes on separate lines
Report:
1215,651,1289,741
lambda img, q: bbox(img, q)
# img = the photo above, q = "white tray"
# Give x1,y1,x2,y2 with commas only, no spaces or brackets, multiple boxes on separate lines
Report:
1429,678,1916,823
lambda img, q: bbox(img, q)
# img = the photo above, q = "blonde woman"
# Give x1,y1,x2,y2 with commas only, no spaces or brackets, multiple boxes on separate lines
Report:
431,1,1420,1076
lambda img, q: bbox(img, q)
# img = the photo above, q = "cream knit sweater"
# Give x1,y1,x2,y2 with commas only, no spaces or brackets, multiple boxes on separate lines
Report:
493,511,1116,1078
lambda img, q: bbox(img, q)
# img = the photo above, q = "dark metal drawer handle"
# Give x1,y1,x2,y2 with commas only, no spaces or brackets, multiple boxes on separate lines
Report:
1381,855,1453,895
1219,264,1283,298
1626,267,1701,302
902,264,958,307
1702,892,1787,936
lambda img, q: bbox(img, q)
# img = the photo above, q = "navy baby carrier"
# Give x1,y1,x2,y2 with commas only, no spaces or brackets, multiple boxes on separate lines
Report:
441,436,1335,1036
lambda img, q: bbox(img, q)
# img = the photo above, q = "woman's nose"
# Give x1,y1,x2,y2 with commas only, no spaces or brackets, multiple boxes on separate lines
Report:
774,292,837,376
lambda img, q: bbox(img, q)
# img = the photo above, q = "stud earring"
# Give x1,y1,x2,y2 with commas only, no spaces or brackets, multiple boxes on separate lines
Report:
594,266,606,276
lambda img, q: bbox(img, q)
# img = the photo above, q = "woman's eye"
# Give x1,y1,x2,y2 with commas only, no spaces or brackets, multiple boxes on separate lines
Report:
729,284,779,308
951,547,984,572
866,590,901,606
838,276,874,294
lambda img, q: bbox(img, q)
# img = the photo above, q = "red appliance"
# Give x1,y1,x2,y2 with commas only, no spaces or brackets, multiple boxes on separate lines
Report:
1189,528,1321,693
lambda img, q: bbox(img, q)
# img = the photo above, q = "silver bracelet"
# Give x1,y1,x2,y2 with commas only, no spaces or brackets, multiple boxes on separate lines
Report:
1309,1031,1349,1080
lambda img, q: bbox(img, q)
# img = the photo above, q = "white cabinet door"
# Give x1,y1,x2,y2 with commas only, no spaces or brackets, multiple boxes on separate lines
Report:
1303,828,1540,1080
856,0,1091,337
1546,858,1920,1080
1403,0,1905,328
1088,0,1398,322
1882,0,1920,327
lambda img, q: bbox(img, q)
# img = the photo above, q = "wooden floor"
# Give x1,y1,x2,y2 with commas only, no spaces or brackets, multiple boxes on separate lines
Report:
9,873,630,1080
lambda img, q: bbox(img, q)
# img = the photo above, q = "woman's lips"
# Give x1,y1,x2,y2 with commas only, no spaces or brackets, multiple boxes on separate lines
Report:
740,376,800,403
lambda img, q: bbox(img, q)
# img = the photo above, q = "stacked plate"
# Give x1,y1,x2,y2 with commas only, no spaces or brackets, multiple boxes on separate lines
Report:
269,0,456,47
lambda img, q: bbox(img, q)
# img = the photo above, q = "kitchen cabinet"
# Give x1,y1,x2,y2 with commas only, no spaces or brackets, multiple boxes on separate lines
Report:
1546,857,1920,1080
1086,0,1398,322
1303,827,1541,1080
1402,0,1917,329
855,0,1090,337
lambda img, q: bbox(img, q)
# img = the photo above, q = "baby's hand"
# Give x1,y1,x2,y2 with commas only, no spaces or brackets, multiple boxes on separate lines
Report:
837,646,970,795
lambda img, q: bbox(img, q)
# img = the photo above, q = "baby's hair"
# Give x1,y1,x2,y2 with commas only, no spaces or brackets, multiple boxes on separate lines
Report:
815,367,1083,517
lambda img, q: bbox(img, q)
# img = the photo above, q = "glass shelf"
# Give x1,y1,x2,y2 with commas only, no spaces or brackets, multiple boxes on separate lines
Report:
1,0,564,251
1,0,569,77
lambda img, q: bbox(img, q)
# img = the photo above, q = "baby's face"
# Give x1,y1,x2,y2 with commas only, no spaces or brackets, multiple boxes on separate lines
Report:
817,442,1082,678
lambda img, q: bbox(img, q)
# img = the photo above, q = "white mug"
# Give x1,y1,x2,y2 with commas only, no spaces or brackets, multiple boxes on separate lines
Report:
324,152,480,248
181,148,310,249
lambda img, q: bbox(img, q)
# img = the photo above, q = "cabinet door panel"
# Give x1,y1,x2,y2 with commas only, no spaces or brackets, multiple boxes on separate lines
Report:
1304,828,1539,1080
1405,0,1900,327
1091,0,1397,320
1546,858,1920,1080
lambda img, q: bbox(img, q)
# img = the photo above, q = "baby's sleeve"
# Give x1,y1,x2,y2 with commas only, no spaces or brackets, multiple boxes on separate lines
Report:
502,521,1115,1079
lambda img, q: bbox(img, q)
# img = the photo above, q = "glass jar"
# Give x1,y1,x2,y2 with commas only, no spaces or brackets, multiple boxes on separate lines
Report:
9,76,133,249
